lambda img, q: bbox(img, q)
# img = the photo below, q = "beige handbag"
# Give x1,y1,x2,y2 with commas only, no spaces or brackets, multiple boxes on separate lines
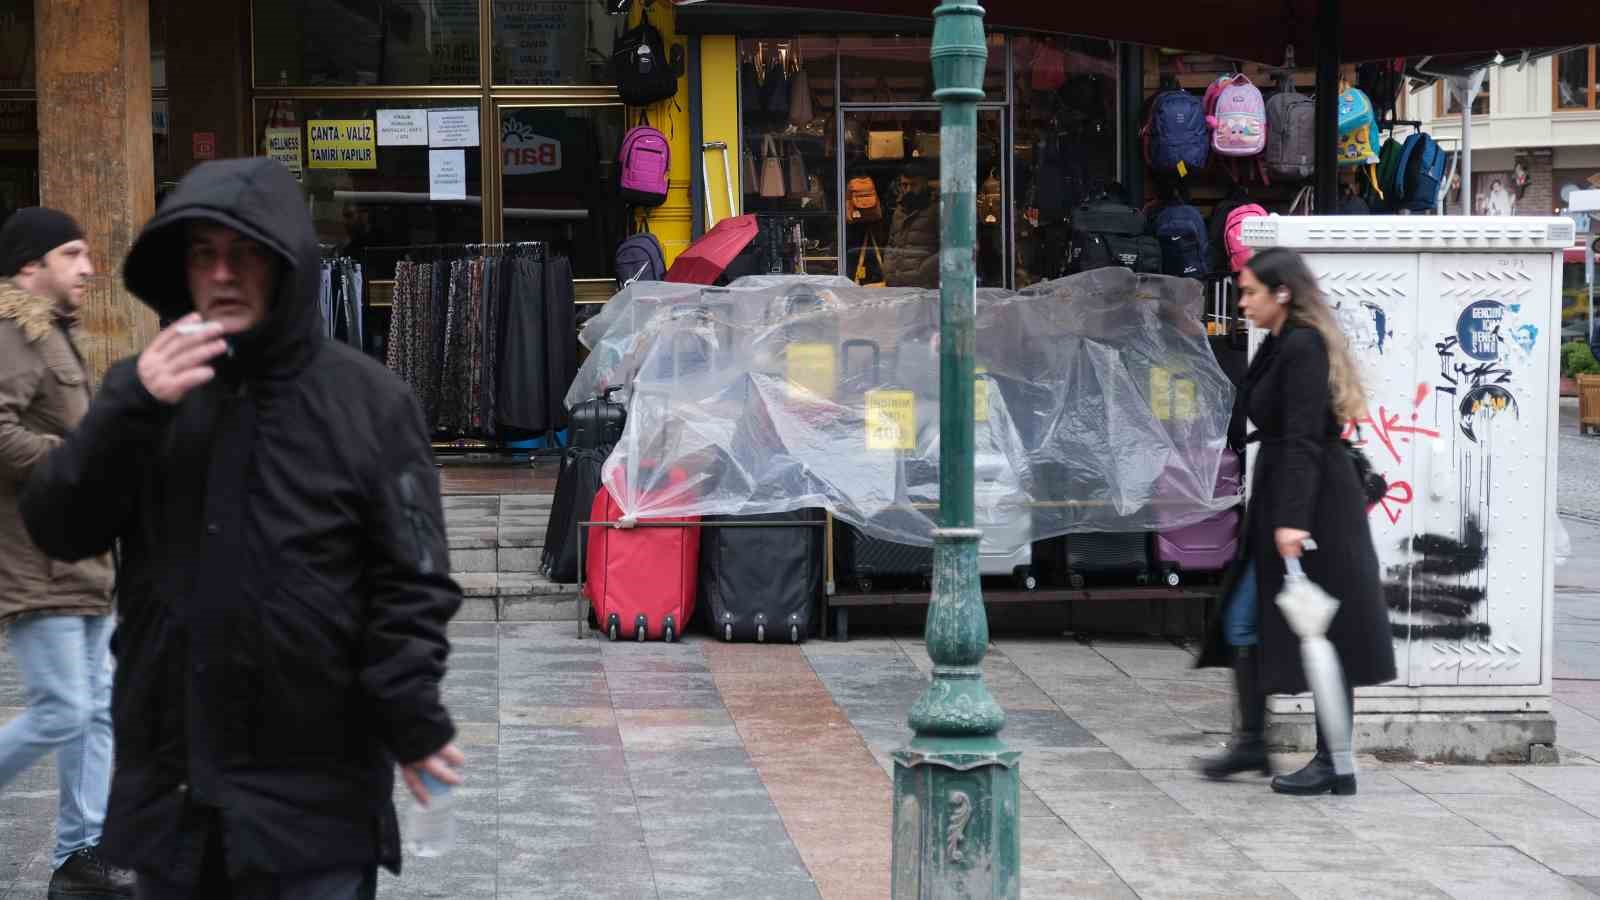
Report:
759,136,786,199
867,129,906,161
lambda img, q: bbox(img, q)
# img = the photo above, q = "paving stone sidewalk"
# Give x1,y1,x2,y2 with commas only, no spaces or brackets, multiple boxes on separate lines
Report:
5,618,1600,899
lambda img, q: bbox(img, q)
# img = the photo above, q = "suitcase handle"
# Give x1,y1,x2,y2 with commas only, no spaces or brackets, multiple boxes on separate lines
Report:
841,338,881,383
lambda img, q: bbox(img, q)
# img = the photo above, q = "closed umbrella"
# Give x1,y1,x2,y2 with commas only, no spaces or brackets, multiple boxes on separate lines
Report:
1274,539,1355,779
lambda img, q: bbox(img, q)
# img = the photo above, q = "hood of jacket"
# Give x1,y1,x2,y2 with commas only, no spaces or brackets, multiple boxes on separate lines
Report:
123,158,322,377
0,280,57,345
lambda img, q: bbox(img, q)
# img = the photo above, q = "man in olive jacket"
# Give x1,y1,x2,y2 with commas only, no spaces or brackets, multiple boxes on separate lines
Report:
21,159,463,898
883,159,941,289
0,207,135,895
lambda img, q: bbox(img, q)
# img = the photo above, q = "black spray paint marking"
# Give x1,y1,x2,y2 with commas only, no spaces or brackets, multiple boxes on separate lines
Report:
1387,514,1490,641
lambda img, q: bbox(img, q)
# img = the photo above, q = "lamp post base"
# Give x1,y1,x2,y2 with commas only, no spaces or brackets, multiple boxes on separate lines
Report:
891,738,1021,900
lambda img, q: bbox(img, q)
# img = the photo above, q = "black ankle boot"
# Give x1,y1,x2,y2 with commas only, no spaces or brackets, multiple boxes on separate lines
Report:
1201,648,1271,780
1271,724,1356,796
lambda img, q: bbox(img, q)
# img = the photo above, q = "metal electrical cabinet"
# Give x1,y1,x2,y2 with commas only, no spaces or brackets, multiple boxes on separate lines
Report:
1244,216,1575,695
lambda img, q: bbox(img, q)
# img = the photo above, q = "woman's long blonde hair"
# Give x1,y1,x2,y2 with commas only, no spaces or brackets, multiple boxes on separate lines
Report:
1247,247,1368,421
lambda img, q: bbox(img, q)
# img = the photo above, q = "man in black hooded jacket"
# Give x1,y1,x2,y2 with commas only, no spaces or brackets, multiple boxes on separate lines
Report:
20,158,463,898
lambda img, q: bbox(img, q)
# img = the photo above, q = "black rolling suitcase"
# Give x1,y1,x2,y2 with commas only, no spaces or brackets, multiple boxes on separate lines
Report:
570,386,627,449
699,509,823,642
541,444,611,584
1037,532,1155,588
834,524,934,593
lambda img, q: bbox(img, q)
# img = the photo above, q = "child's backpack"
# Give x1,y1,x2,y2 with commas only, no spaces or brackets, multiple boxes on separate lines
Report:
1264,85,1316,182
1393,132,1447,213
1337,84,1383,200
618,124,670,207
1206,74,1267,158
1143,90,1210,178
612,11,678,108
615,232,666,289
1152,202,1209,279
1223,203,1269,273
1373,137,1405,211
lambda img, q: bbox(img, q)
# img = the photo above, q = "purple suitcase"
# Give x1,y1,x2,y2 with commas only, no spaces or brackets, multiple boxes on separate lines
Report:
1155,450,1243,579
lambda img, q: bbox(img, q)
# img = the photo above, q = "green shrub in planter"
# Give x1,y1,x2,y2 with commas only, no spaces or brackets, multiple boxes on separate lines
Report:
1563,341,1600,378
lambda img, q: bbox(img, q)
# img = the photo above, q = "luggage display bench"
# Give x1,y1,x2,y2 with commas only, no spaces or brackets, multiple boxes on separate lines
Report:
821,584,1218,642
574,517,826,641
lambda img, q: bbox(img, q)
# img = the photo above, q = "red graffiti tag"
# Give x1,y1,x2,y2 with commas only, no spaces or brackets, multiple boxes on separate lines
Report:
1372,479,1415,525
1343,384,1442,466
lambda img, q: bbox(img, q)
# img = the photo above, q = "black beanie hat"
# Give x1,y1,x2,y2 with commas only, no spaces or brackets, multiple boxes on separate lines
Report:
0,207,86,277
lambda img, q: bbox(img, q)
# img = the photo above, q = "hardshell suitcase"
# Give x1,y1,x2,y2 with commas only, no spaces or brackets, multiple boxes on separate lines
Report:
584,486,700,642
699,509,823,643
1038,532,1155,588
835,525,933,593
542,445,610,584
570,386,627,450
1154,450,1243,581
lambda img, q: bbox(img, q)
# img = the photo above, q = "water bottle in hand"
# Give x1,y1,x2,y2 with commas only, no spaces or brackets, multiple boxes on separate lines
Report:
405,770,456,858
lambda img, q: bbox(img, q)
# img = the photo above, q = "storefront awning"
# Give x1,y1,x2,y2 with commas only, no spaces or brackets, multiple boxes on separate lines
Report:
675,0,1589,65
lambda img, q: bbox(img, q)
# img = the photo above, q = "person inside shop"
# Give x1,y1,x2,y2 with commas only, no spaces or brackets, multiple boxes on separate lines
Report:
20,157,464,899
1195,246,1395,797
0,208,136,897
883,157,941,289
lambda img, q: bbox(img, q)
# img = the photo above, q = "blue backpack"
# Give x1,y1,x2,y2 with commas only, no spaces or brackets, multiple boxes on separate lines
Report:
1393,133,1447,212
1152,203,1209,279
1143,91,1210,178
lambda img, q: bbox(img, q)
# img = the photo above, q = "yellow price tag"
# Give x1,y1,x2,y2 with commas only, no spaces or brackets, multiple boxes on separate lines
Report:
1176,159,1189,179
786,343,837,399
865,389,916,450
974,366,989,422
1150,368,1197,421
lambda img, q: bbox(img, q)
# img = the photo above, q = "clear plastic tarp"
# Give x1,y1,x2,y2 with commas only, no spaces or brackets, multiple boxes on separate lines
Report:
573,270,1238,553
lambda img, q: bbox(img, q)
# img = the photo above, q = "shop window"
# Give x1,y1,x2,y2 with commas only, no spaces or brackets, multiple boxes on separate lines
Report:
0,0,32,91
498,105,627,279
740,38,839,277
254,1,481,87
254,99,484,271
491,0,617,85
1012,35,1118,287
0,100,39,222
1556,47,1597,111
839,34,1006,104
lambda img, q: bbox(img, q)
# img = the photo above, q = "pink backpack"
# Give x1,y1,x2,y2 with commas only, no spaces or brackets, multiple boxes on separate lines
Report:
619,125,670,208
1224,203,1268,273
1207,74,1266,157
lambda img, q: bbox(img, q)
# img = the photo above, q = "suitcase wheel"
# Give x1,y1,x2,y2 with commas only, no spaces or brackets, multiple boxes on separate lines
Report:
635,614,648,642
1015,566,1038,592
790,624,800,644
856,577,874,594
723,623,734,642
1164,569,1182,588
1069,573,1086,589
756,623,766,643
606,613,620,642
663,615,677,643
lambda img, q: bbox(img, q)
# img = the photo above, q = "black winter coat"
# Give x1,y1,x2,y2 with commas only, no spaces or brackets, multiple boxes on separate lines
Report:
1198,325,1396,696
21,158,461,879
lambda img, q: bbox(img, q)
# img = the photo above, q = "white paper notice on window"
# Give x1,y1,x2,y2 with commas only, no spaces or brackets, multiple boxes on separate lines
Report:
377,109,428,147
428,107,480,148
429,149,468,201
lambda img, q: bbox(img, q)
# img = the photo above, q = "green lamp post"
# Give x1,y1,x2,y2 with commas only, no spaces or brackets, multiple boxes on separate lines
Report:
890,2,1020,897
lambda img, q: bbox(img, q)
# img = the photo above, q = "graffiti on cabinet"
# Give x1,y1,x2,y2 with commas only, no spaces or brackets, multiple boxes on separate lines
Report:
1342,383,1439,525
1386,515,1493,640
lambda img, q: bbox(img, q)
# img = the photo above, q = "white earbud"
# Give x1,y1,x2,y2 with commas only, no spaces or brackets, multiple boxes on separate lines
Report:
1275,290,1291,305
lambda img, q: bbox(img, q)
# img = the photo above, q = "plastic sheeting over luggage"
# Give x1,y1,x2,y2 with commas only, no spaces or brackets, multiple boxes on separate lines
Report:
575,269,1239,553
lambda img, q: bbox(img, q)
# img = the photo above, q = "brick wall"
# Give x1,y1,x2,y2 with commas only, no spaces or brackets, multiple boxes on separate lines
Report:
1519,147,1556,216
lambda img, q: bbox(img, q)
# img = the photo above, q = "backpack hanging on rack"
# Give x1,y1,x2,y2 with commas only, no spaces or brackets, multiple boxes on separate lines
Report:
1142,89,1210,179
1391,132,1447,213
1337,83,1383,201
619,115,670,207
615,229,666,289
612,8,678,108
1205,74,1268,184
1264,76,1316,183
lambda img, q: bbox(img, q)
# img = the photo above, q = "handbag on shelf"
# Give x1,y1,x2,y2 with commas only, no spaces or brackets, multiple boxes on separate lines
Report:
867,129,906,161
911,132,940,159
977,169,1002,226
744,144,760,195
787,142,808,199
788,65,814,126
846,175,883,224
854,234,886,288
759,135,786,199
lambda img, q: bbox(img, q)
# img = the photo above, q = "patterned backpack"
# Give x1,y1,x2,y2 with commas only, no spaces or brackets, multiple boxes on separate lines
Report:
1206,74,1268,184
1337,84,1383,201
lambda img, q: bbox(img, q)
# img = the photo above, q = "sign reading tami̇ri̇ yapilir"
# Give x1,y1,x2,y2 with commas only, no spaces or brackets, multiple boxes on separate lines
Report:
307,120,377,170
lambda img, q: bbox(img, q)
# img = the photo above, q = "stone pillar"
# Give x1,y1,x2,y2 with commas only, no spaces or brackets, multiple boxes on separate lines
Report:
1520,147,1556,216
35,0,159,380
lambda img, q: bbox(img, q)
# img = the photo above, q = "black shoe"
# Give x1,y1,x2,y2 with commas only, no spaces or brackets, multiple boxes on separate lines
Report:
1201,736,1271,779
1270,750,1356,796
48,847,135,898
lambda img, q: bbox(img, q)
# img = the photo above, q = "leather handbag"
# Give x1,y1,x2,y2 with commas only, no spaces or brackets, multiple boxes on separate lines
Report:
759,136,786,198
788,67,814,126
911,132,940,159
854,234,886,287
867,129,906,161
846,175,882,224
744,145,759,196
977,170,1002,225
787,143,808,199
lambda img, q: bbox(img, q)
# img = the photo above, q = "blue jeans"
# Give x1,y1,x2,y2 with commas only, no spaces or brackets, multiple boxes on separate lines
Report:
0,614,114,868
1223,561,1259,647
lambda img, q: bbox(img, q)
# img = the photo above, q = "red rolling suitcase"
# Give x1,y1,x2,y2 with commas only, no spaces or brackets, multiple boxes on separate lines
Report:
583,484,700,642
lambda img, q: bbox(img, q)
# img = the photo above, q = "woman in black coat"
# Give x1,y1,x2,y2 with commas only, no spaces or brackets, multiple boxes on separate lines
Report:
1197,246,1396,796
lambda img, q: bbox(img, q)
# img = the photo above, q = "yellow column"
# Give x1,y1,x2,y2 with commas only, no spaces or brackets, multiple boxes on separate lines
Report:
699,36,743,225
